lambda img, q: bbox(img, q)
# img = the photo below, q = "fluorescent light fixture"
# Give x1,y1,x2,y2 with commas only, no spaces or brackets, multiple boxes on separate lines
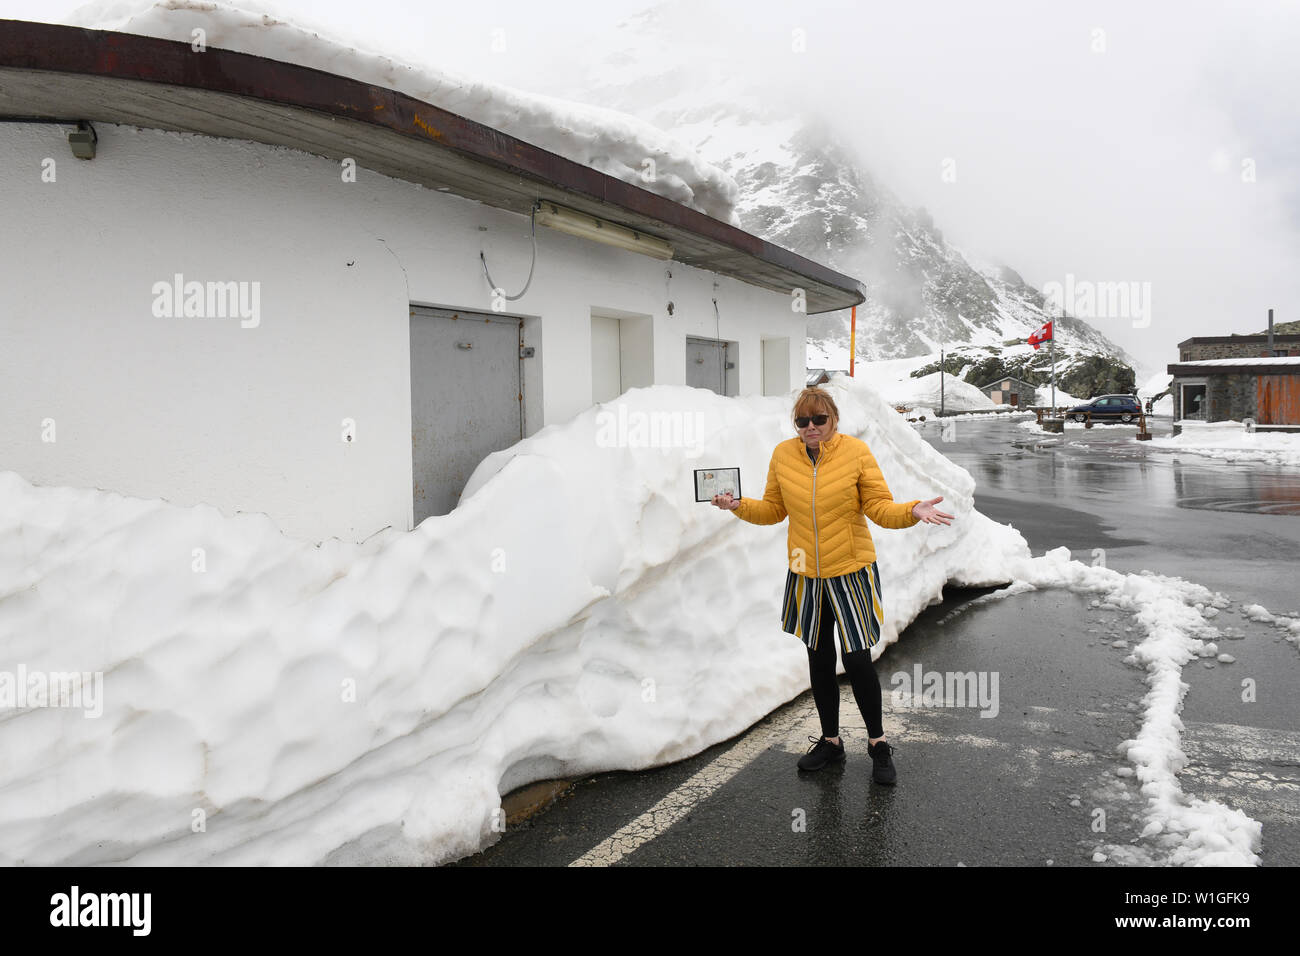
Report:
535,200,673,260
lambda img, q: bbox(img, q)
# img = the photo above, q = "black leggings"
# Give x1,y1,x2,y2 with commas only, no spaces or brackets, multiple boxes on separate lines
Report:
807,584,885,739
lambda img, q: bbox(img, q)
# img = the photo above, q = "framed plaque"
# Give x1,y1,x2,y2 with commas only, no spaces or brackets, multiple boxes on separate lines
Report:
694,467,741,502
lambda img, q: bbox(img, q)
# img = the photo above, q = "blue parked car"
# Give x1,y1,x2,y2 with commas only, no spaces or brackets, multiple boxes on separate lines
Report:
1066,394,1142,423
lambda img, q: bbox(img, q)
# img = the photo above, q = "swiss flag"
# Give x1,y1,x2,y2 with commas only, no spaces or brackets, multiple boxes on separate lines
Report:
1027,320,1053,350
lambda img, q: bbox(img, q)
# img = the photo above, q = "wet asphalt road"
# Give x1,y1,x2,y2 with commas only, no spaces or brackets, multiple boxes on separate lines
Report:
454,414,1300,867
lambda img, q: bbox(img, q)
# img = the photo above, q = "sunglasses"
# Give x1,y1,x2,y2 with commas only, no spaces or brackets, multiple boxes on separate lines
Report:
795,414,829,428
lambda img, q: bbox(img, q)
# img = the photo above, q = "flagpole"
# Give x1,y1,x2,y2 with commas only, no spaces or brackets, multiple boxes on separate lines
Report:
1049,321,1055,413
849,305,857,377
940,343,945,416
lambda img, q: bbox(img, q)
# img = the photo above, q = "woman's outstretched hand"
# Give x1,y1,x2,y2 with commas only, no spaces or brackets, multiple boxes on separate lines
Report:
712,492,740,511
912,496,954,525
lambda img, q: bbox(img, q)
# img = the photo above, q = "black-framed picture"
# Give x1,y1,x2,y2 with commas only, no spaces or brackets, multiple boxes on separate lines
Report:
694,467,741,502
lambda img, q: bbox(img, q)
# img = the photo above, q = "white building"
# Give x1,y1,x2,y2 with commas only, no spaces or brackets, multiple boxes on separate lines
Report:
0,20,865,543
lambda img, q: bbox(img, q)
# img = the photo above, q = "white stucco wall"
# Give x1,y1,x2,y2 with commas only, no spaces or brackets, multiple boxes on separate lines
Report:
0,121,814,543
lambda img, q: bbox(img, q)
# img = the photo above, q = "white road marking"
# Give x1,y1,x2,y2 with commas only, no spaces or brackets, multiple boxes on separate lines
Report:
567,721,786,867
1177,720,1300,822
567,698,1293,866
568,702,997,866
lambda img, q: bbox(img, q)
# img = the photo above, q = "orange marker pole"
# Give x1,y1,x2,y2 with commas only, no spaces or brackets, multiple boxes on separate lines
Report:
849,305,857,376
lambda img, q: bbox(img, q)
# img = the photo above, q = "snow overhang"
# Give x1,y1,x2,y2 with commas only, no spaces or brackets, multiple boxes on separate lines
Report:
0,19,866,315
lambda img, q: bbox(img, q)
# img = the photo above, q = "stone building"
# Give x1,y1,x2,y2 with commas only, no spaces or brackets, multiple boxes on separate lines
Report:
1167,334,1300,428
1176,334,1300,362
977,376,1038,408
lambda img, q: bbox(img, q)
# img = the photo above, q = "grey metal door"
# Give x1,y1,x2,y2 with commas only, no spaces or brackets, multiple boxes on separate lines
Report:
410,306,523,523
686,335,734,395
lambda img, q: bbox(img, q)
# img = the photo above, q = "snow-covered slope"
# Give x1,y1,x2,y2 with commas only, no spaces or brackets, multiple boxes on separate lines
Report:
874,371,997,413
60,0,741,224
713,123,1140,381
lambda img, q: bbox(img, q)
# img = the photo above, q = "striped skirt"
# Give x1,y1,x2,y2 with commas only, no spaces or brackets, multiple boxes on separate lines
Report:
781,562,884,654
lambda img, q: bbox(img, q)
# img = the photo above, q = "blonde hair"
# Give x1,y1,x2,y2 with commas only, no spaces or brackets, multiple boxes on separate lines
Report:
792,387,839,429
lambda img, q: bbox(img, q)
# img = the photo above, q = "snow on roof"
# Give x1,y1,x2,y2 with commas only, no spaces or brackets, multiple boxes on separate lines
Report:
1173,357,1300,368
62,0,741,225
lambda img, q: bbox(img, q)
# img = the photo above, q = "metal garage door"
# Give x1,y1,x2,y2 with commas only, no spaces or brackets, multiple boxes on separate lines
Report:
686,335,736,396
1257,375,1300,425
410,306,523,524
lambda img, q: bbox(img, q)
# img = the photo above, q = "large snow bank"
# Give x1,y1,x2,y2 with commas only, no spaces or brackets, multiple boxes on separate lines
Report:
1034,385,1087,408
0,377,1263,866
874,371,996,413
61,0,741,224
0,380,1019,865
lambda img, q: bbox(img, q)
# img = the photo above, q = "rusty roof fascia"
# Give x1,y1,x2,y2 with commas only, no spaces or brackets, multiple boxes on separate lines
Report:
0,19,865,312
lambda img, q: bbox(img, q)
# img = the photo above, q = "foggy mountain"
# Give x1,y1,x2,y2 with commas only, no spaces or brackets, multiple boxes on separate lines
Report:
557,3,1144,391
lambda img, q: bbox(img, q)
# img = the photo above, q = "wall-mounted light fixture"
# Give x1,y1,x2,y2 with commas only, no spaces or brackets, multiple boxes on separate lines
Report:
536,200,673,260
67,121,96,159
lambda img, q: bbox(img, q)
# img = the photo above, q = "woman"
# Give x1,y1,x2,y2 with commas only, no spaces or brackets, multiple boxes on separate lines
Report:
712,386,953,783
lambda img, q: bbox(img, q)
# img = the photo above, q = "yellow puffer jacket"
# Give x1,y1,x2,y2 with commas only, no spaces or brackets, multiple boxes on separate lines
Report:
732,431,921,578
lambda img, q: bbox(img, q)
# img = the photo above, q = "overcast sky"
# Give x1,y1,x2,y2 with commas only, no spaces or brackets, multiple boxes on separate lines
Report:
8,0,1299,373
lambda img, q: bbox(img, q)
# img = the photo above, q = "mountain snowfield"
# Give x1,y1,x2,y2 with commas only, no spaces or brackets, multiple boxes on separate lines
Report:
0,378,1263,866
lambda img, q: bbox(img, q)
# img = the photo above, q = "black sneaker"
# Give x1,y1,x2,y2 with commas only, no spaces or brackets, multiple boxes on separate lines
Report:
868,739,897,785
797,735,846,771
